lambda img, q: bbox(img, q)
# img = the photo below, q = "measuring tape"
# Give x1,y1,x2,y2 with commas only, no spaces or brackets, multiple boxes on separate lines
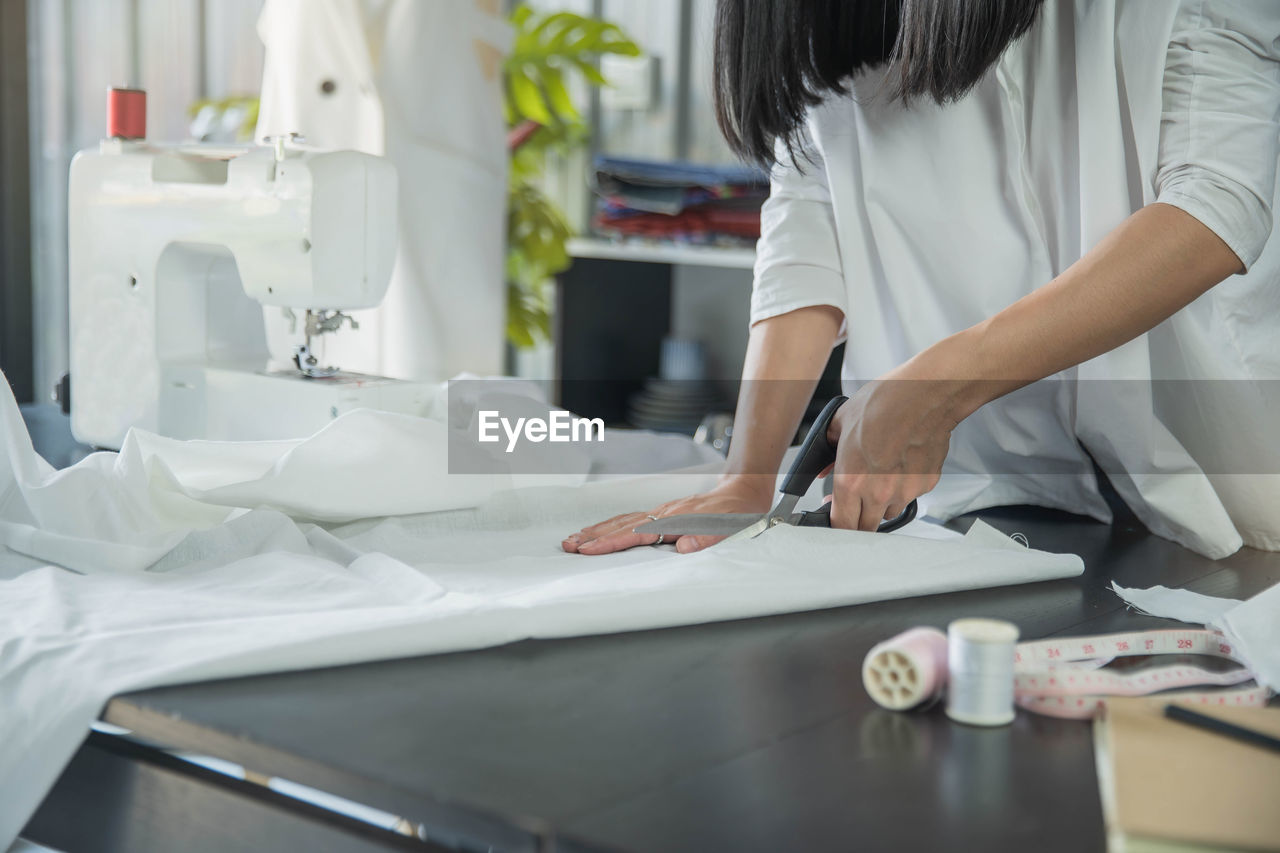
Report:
863,625,1273,723
1014,629,1270,719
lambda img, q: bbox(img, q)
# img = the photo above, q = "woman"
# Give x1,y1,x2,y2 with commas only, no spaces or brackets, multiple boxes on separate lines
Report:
565,0,1280,559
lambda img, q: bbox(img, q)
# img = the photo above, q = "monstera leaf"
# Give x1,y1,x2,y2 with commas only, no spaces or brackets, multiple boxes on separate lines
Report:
503,5,641,349
504,7,639,128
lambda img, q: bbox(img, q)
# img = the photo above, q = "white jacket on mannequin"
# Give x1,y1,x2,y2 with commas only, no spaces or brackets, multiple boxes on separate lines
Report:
256,0,512,381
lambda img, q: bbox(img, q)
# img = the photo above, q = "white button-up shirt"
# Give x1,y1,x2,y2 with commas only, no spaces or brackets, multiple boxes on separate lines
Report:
751,0,1280,556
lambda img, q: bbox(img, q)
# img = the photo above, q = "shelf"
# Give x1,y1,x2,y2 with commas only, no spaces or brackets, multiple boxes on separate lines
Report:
567,237,756,270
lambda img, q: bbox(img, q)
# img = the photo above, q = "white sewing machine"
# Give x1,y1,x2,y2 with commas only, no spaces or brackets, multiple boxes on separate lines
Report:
68,133,436,448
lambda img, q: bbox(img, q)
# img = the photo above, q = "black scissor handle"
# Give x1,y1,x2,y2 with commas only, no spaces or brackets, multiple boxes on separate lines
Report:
779,396,848,498
795,498,918,533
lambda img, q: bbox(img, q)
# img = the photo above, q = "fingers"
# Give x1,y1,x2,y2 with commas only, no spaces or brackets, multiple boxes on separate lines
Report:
830,476,916,532
858,501,891,532
575,530,656,555
569,511,647,544
561,482,777,555
831,496,903,532
676,534,726,554
562,511,657,554
564,515,727,555
829,491,859,530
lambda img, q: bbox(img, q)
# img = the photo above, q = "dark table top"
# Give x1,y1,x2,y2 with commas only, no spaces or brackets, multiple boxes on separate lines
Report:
20,404,1280,852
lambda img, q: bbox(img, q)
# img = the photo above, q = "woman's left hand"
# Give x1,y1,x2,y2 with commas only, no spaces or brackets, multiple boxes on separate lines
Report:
825,372,962,531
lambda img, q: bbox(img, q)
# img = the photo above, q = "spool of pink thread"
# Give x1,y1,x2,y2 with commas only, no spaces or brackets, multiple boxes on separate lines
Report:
862,627,949,711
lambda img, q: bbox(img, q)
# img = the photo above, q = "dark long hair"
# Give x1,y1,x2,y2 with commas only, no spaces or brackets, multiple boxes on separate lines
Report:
714,0,1045,165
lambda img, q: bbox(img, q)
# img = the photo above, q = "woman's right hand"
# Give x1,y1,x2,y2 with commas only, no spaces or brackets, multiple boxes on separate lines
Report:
561,477,774,555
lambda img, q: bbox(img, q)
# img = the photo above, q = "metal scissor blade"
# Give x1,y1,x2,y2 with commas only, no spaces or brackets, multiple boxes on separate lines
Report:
634,513,763,537
633,493,800,541
720,515,773,543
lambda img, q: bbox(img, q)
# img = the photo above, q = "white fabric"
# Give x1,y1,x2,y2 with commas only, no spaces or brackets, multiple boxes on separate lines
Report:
0,377,724,575
752,0,1280,557
256,0,510,380
0,373,1082,844
1113,581,1280,693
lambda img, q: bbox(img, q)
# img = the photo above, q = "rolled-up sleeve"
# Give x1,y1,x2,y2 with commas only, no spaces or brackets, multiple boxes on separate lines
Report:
750,128,849,334
1155,0,1280,271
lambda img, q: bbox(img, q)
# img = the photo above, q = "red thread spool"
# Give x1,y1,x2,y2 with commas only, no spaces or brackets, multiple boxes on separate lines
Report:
106,87,146,139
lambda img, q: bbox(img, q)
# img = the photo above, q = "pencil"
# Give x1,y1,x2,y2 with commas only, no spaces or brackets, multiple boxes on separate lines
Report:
1163,703,1280,754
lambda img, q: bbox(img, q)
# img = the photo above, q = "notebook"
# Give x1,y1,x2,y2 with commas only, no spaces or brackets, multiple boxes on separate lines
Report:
1095,698,1280,852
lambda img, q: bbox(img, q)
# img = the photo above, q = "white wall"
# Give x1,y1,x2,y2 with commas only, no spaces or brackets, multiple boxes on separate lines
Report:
26,0,265,402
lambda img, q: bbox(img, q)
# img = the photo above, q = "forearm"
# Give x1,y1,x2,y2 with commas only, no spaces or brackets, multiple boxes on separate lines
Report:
722,305,844,501
913,203,1245,420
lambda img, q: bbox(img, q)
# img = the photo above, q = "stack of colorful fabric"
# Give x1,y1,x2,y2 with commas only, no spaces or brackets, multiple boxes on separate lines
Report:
590,156,769,246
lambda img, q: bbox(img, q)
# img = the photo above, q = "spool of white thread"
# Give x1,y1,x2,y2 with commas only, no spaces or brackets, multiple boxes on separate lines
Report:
946,618,1019,726
862,627,949,711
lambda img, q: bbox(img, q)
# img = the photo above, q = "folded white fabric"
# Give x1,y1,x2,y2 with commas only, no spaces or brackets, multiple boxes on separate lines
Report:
0,376,1084,844
1113,581,1280,692
0,380,719,573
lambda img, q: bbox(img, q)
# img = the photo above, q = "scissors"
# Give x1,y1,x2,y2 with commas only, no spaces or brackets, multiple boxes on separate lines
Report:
634,396,918,544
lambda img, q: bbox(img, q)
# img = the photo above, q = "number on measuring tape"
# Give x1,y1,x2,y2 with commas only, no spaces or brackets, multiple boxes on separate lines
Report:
1010,629,1269,720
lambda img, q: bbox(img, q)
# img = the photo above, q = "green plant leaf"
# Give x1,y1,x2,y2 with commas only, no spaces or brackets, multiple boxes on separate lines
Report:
509,69,553,125
569,57,609,86
541,67,579,123
601,39,642,57
502,4,641,348
532,11,580,43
